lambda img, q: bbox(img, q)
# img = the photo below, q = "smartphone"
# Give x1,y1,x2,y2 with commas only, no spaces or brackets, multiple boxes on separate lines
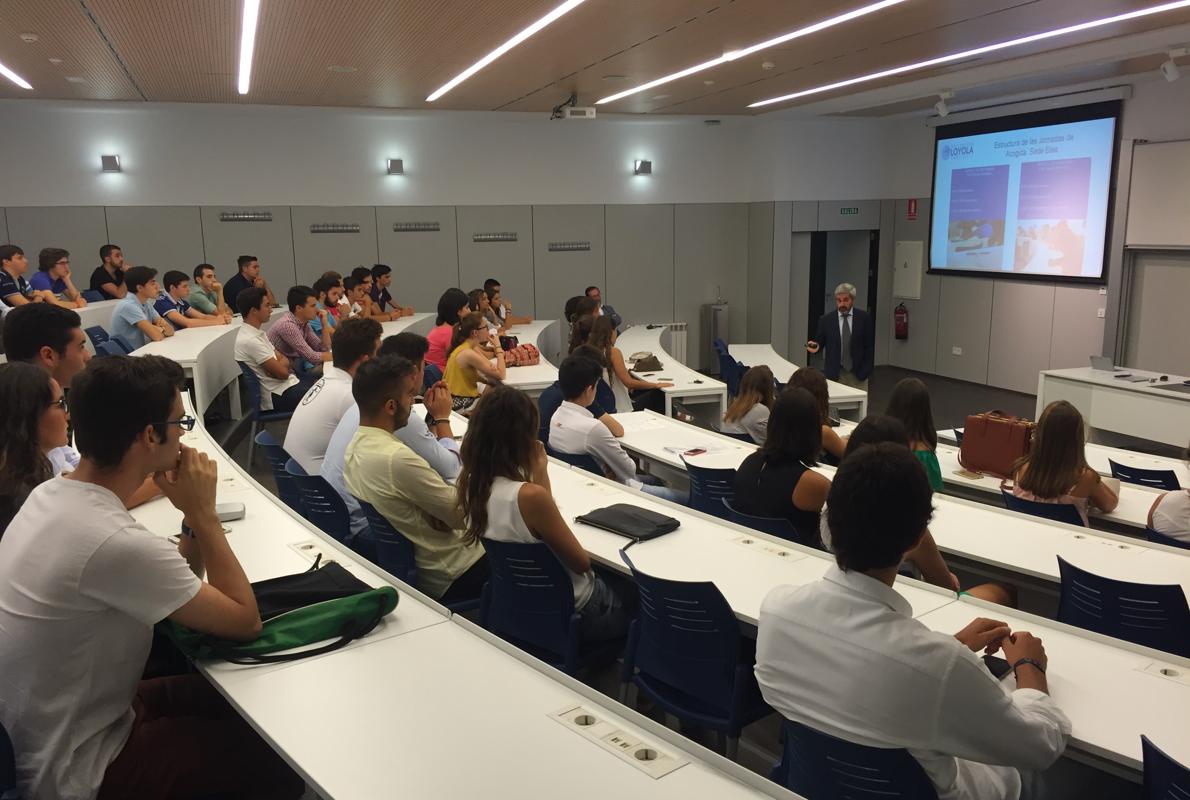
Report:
983,654,1012,679
683,448,707,457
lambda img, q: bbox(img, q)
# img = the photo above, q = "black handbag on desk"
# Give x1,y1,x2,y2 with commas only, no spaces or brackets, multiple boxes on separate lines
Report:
575,503,680,541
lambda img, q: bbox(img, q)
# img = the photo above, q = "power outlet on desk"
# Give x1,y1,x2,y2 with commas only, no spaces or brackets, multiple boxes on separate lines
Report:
1137,660,1190,687
288,540,338,566
1069,533,1134,551
553,705,687,779
733,535,799,560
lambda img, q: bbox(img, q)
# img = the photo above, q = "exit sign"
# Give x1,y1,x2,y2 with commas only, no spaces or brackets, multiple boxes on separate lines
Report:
840,207,859,215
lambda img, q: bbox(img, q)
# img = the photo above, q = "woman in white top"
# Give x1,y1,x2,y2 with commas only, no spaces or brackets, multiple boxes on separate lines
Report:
588,316,672,413
720,365,774,444
1148,442,1190,543
457,385,630,640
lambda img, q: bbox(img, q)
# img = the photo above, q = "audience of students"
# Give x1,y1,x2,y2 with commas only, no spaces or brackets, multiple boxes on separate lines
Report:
721,365,775,444
444,313,505,410
89,243,129,300
310,275,341,337
188,263,228,317
587,315,671,413
233,287,313,413
537,349,624,441
0,362,69,537
371,263,414,319
1,244,45,308
756,441,1070,800
784,367,845,461
1010,400,1119,525
222,254,275,309
155,270,230,328
267,285,333,373
111,266,175,348
1148,441,1190,543
344,355,486,603
30,248,87,308
885,376,944,491
426,288,470,370
0,354,304,798
484,278,531,326
469,288,503,337
348,267,381,319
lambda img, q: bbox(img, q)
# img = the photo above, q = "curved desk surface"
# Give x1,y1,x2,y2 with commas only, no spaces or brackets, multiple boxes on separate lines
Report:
380,312,435,340
1038,367,1190,448
615,324,727,418
728,343,867,419
501,319,561,395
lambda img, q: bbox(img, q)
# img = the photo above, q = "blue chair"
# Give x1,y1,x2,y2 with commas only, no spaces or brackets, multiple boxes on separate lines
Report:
354,496,417,585
770,719,938,799
84,325,110,349
618,551,770,759
80,289,105,303
1001,490,1086,527
238,362,295,465
1146,527,1190,551
1109,459,1181,491
253,432,304,513
479,538,622,675
1142,735,1190,800
953,429,964,445
1056,557,1190,658
0,719,14,799
682,457,735,519
110,335,135,354
95,341,126,358
422,362,443,393
285,462,352,543
546,444,604,477
716,352,744,396
712,338,730,357
723,499,816,548
715,427,756,444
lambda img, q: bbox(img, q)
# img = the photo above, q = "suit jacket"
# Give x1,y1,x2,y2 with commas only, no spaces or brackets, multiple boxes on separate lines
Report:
814,307,874,381
601,304,622,332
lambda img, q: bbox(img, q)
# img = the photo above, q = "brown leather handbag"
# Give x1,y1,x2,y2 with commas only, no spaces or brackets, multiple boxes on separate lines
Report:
958,411,1035,479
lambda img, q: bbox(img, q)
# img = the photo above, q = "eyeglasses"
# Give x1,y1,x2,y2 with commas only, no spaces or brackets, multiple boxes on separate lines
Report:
49,396,68,411
156,415,196,431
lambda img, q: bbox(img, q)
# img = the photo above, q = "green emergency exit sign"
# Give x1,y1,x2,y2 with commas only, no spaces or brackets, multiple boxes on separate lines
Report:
840,207,859,215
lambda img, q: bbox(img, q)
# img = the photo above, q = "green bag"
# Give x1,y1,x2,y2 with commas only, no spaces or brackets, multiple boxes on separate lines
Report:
164,560,399,665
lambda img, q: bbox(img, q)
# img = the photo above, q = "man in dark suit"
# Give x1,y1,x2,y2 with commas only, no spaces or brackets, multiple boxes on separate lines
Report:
806,282,874,390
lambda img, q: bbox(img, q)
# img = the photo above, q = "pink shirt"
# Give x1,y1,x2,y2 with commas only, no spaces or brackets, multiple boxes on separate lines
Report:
425,324,453,369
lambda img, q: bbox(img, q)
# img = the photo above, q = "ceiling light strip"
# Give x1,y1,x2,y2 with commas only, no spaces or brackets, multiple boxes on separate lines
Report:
238,0,261,95
427,0,589,102
0,61,32,90
595,0,906,105
749,0,1190,107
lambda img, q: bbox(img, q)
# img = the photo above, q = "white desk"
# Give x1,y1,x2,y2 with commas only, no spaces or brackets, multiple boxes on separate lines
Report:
379,311,434,340
1037,367,1190,448
916,597,1190,775
501,319,562,396
729,343,867,419
616,324,728,419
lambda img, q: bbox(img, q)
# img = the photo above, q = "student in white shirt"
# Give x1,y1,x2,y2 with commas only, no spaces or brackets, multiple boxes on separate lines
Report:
0,354,303,799
284,317,381,474
459,385,630,641
756,442,1070,800
548,354,684,503
233,287,311,413
1148,440,1190,542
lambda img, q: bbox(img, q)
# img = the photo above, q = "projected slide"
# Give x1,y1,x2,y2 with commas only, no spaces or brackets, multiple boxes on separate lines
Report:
930,113,1116,280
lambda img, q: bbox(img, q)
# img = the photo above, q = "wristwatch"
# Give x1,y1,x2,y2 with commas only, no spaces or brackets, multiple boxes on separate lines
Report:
432,418,451,426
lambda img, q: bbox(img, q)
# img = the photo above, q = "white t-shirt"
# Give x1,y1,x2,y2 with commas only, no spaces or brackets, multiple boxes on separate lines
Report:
284,365,357,474
1151,489,1190,542
234,323,298,411
0,477,201,800
48,444,81,475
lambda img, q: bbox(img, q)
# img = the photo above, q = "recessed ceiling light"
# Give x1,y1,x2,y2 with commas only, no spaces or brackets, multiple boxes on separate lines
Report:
703,79,715,86
750,0,1190,108
48,57,63,65
327,65,357,73
602,74,626,81
238,0,260,95
761,61,776,70
651,93,670,100
427,0,589,101
65,76,85,84
19,33,39,44
596,0,905,105
0,61,33,90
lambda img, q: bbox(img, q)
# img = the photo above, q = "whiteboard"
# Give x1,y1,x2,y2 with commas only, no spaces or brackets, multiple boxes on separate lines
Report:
1126,139,1190,248
892,240,923,299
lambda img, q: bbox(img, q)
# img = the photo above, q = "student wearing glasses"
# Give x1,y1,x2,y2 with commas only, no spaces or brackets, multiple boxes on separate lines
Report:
0,355,303,798
29,248,87,309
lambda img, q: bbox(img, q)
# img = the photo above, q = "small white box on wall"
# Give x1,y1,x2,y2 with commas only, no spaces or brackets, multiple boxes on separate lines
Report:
893,240,924,300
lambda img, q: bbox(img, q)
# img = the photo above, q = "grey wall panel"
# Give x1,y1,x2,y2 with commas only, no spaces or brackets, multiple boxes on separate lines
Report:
788,232,813,363
674,204,749,369
4,207,109,277
1126,140,1190,248
987,281,1055,394
376,206,459,311
791,201,818,232
199,206,296,289
1051,284,1107,370
531,205,605,325
770,202,793,356
1122,251,1190,374
289,207,379,288
104,207,203,273
747,203,774,343
605,204,674,330
887,199,937,374
0,209,7,242
456,206,534,318
934,276,992,384
817,199,881,231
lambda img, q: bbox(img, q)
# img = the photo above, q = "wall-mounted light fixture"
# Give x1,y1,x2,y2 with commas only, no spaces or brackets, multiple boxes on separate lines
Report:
101,154,121,173
473,232,518,243
310,223,361,234
387,158,404,175
548,241,591,252
220,211,273,222
394,221,440,232
633,159,652,176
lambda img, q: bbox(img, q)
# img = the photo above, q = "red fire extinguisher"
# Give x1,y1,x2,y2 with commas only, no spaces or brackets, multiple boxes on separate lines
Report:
894,303,909,340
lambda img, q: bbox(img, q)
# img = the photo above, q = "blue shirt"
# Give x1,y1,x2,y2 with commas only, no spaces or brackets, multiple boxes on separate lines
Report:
310,303,337,337
154,291,191,321
110,294,161,350
0,270,32,306
29,272,67,296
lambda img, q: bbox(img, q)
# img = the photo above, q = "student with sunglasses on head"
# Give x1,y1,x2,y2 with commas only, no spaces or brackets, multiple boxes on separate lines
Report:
0,362,70,537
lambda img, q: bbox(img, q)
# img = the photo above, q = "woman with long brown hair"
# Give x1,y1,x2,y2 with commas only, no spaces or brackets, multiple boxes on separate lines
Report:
884,377,943,491
0,362,71,537
784,367,845,460
457,385,630,640
587,315,672,413
443,313,506,410
1011,400,1118,525
721,365,775,444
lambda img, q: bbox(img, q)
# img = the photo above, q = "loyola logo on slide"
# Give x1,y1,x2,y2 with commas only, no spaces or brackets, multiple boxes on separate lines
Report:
941,143,974,160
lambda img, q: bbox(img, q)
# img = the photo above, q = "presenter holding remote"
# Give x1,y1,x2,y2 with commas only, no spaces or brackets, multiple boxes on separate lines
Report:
805,282,874,391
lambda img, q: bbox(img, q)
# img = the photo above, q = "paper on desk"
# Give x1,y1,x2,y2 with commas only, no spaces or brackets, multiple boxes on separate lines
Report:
617,415,667,432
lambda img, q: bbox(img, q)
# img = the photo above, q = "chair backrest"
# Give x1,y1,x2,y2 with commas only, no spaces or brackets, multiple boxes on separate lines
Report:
953,429,964,445
1146,527,1190,551
110,335,134,354
238,361,266,417
773,719,938,800
682,457,735,519
0,719,14,796
1056,557,1190,658
84,325,110,348
715,427,756,444
546,444,604,477
287,467,352,543
480,538,577,664
1001,490,1086,527
80,289,105,303
723,498,815,547
254,431,304,513
354,496,418,586
712,338,729,357
1109,459,1181,491
717,352,743,395
95,340,126,358
1142,735,1190,800
622,558,743,714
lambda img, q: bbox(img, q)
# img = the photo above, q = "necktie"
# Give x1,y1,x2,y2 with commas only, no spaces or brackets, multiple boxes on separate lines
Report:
841,313,853,372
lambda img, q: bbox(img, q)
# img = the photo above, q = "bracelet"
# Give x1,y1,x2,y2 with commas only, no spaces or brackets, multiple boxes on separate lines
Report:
180,522,195,538
432,419,452,426
1011,657,1045,676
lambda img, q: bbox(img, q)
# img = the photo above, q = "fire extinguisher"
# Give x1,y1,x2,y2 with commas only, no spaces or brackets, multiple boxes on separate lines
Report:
894,303,909,340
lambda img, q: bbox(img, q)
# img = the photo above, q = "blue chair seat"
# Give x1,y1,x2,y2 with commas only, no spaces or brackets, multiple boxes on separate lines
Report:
1142,735,1190,800
285,461,352,543
682,457,735,519
1146,527,1190,551
80,289,105,303
723,498,817,548
1001,489,1086,527
254,431,304,514
353,496,417,586
238,362,295,465
1109,459,1180,491
546,443,604,477
110,335,135,354
84,325,110,349
95,340,126,358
